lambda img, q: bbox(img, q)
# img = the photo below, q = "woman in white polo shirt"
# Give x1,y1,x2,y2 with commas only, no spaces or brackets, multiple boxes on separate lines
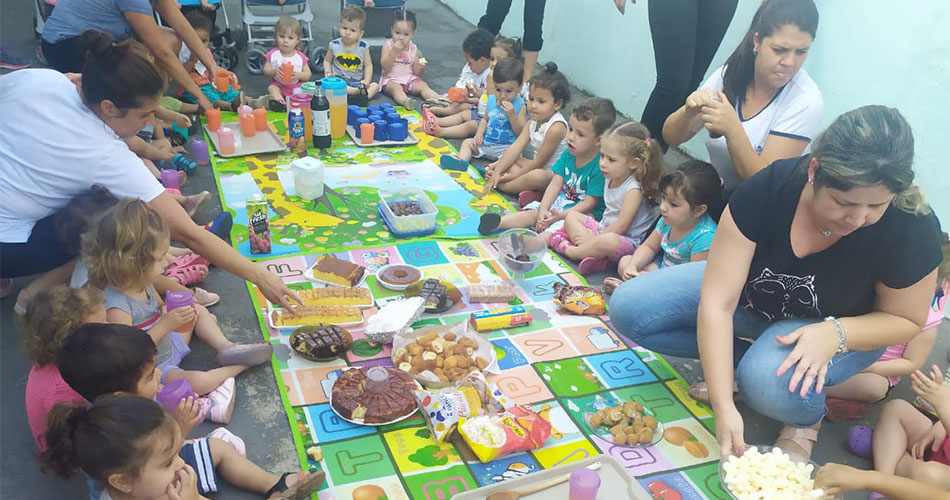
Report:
663,0,823,191
0,35,300,311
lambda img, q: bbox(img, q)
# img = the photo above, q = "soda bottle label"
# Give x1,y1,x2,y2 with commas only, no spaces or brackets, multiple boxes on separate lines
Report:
313,109,330,136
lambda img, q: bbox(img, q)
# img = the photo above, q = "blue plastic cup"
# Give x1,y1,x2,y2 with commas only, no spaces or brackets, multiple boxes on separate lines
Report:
373,120,389,141
355,118,371,138
389,122,407,141
385,112,402,124
347,105,360,127
367,105,381,116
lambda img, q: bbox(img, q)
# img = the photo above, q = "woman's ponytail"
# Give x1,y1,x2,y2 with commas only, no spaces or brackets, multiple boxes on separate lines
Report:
39,403,86,477
79,31,166,110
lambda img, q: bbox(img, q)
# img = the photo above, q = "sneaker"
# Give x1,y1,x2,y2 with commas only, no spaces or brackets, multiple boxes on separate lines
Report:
0,278,12,299
206,377,236,424
192,287,220,307
204,212,233,243
0,48,31,70
182,191,211,218
207,427,246,456
172,152,198,172
267,98,287,112
518,190,542,208
478,212,501,235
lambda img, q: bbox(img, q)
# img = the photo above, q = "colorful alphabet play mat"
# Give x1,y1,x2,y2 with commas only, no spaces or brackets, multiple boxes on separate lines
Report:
210,111,729,499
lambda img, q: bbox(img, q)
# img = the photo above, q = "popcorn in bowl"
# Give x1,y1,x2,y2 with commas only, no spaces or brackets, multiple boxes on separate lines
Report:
720,447,831,500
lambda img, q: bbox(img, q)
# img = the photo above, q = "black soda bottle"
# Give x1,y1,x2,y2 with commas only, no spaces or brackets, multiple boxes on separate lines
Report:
312,82,331,149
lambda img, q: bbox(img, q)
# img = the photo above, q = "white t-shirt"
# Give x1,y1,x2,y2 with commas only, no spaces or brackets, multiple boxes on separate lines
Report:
525,111,567,171
599,174,657,247
454,62,490,90
0,69,164,243
266,48,307,85
701,65,823,190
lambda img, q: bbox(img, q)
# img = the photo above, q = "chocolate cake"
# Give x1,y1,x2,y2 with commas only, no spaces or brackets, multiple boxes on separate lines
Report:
310,255,366,287
331,366,418,424
290,325,353,361
418,278,448,310
377,264,422,288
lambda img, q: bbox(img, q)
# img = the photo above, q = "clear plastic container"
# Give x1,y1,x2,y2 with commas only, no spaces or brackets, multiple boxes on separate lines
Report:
377,188,437,237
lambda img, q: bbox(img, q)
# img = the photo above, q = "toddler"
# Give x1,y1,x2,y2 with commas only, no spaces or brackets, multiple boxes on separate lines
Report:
481,62,569,196
422,28,494,138
379,10,440,107
20,286,104,451
603,160,721,294
82,199,272,395
40,393,325,500
815,463,950,500
477,97,616,236
263,16,313,107
549,120,662,275
325,5,379,102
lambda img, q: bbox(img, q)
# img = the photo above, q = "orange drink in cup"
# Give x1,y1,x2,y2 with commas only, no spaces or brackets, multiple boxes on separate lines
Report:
206,108,222,131
281,62,294,84
214,70,230,93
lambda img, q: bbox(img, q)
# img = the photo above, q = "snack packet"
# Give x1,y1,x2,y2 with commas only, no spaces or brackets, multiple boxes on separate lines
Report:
552,282,606,315
459,406,552,462
414,371,512,443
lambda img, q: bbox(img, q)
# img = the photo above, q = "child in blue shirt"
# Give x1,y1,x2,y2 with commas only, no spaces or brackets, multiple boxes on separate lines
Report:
453,57,527,164
603,159,722,293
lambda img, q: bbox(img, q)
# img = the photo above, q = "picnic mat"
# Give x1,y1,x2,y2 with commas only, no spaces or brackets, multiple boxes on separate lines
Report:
245,241,731,500
207,110,513,258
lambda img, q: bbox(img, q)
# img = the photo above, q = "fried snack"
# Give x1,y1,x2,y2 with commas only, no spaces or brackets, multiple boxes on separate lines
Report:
298,287,372,306
467,283,515,303
588,399,657,446
552,282,606,315
271,305,362,327
459,406,552,463
394,330,486,383
414,372,512,443
310,255,366,287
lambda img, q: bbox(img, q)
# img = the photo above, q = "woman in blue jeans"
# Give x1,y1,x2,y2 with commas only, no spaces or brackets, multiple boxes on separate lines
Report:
609,105,943,462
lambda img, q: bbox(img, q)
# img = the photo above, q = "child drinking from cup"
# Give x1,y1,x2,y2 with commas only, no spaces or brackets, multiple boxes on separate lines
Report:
379,10,440,108
549,120,663,275
263,16,313,109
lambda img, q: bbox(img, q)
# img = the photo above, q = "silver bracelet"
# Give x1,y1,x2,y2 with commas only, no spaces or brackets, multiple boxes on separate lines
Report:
824,316,848,355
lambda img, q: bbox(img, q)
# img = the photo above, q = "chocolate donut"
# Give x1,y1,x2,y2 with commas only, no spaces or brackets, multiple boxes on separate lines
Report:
378,264,422,288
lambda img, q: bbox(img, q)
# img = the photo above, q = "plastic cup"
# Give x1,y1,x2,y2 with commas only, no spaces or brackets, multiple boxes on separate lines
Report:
217,127,235,155
190,137,210,165
360,123,374,144
281,61,294,84
156,379,198,413
447,87,467,102
253,108,268,131
160,169,180,189
165,291,196,333
355,118,370,138
568,468,601,500
379,102,394,110
373,120,388,141
214,70,230,93
388,122,407,142
347,105,360,127
367,105,381,116
385,112,402,124
206,108,221,132
239,113,256,137
237,105,252,116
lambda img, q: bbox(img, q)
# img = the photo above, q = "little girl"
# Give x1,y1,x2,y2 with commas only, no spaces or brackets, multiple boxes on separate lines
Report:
40,394,325,500
603,160,721,294
481,62,569,199
263,15,313,108
549,121,662,276
379,10,440,107
21,286,105,451
82,199,272,395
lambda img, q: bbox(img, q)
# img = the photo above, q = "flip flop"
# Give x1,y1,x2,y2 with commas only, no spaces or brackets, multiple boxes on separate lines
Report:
265,469,326,500
217,342,273,366
165,264,208,287
439,154,469,172
578,257,611,276
165,252,211,271
421,105,438,136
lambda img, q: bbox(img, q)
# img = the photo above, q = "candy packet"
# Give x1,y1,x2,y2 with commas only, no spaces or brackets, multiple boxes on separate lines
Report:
458,405,552,463
414,371,513,443
552,282,606,315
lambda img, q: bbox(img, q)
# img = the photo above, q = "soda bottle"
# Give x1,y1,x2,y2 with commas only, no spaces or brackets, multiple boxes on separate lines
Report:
247,194,271,254
312,82,331,150
288,106,307,157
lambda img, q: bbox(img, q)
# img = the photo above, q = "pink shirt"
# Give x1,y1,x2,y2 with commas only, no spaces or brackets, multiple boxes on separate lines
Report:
25,363,87,451
876,285,947,387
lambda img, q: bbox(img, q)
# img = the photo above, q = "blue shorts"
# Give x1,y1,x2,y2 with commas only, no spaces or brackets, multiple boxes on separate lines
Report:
180,438,219,494
182,84,240,106
157,332,191,383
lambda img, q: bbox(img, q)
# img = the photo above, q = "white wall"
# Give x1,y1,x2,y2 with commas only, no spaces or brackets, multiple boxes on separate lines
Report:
439,0,950,224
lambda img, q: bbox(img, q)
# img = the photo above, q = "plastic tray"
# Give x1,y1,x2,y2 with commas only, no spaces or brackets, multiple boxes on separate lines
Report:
377,188,437,237
205,122,287,158
453,455,652,499
345,124,419,147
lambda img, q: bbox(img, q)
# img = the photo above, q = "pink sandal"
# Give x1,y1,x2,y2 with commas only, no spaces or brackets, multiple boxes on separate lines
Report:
578,257,610,276
165,252,210,271
422,105,438,136
548,230,572,254
164,264,208,287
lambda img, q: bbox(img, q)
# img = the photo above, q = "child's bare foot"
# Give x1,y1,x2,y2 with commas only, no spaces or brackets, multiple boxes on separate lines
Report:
603,277,623,295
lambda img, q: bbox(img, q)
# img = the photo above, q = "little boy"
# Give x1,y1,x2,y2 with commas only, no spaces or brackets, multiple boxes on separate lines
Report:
478,97,616,235
423,28,494,139
325,5,379,103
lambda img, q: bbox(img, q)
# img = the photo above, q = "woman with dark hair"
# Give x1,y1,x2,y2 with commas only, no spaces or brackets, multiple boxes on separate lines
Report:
0,36,301,311
610,106,943,462
663,0,823,191
41,0,226,111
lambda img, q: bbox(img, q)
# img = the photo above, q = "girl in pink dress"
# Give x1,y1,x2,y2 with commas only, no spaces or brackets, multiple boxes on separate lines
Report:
379,10,440,107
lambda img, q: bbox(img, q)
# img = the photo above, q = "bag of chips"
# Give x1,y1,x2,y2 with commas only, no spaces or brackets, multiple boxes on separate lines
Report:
552,282,606,315
414,371,513,443
458,406,552,462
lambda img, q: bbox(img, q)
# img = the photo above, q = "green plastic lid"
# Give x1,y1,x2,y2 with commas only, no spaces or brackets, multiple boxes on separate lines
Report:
300,82,317,95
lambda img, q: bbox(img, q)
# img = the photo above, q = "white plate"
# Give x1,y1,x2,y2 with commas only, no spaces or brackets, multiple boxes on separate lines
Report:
266,307,364,331
304,258,368,287
374,263,423,291
328,367,422,426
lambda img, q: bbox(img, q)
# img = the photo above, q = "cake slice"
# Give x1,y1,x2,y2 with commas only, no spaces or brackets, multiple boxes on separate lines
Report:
310,255,366,287
271,305,363,327
299,287,372,306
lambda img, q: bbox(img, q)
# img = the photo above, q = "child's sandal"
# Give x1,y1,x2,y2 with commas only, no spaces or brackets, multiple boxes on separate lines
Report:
165,264,208,287
547,231,572,255
264,469,326,500
578,257,611,276
421,105,438,136
172,152,198,172
165,252,211,271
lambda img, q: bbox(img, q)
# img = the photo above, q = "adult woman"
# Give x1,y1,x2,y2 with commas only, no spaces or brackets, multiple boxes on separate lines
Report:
0,36,300,311
613,0,738,152
663,0,822,191
477,0,547,84
609,106,943,462
41,0,222,111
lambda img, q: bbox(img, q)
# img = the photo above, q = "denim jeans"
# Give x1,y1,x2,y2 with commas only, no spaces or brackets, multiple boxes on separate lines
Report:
609,261,885,426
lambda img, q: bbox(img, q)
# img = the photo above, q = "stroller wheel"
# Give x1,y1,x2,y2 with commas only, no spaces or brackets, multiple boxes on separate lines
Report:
212,46,239,72
244,46,267,75
308,46,327,75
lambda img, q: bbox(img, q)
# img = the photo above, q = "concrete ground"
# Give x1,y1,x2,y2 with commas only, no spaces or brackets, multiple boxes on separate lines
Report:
1,0,947,498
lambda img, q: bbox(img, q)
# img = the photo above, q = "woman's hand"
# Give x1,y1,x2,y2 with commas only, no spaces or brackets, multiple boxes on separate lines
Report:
714,403,747,460
256,269,303,312
911,422,946,460
700,90,742,137
776,321,839,397
814,463,868,495
613,0,635,15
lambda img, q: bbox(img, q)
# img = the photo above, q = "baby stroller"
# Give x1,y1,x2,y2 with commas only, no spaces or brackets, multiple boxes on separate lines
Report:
331,0,405,48
240,0,325,75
